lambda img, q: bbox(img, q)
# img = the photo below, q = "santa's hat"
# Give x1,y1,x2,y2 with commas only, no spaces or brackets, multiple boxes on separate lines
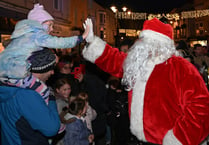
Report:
140,18,173,41
28,3,54,24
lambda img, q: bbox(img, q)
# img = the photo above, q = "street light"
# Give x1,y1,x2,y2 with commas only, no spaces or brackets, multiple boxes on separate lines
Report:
127,11,131,15
110,5,119,47
122,6,127,12
110,5,117,13
111,6,132,47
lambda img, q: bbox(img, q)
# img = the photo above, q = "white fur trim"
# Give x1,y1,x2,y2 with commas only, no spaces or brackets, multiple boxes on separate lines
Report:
82,36,106,63
130,73,147,141
130,59,162,142
163,129,182,145
201,139,208,145
140,30,173,43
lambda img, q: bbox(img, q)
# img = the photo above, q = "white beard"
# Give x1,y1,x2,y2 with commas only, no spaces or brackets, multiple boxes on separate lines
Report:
122,31,179,90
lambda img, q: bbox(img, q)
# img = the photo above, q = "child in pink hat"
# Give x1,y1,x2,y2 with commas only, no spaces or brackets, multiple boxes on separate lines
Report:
0,3,92,80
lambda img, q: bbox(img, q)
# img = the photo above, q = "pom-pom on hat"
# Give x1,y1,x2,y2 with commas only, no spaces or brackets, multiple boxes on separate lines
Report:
28,3,54,24
27,49,56,73
142,18,173,40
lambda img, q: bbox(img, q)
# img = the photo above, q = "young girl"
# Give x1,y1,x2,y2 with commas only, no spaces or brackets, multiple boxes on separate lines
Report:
64,98,94,145
0,3,91,80
53,78,76,145
77,92,97,134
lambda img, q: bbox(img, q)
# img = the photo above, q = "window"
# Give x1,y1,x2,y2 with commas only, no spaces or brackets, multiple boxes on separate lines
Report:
196,21,205,35
54,0,62,11
99,12,106,24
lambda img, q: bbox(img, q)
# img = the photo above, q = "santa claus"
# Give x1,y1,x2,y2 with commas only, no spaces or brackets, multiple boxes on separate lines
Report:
82,18,209,145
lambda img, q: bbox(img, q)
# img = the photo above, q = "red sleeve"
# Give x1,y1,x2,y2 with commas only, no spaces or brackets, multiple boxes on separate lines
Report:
95,44,127,78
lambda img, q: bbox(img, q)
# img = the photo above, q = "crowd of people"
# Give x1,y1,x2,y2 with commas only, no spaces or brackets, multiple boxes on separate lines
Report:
175,40,209,89
0,3,208,145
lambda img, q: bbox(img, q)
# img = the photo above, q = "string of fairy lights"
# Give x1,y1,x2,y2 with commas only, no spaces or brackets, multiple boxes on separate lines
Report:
115,9,209,20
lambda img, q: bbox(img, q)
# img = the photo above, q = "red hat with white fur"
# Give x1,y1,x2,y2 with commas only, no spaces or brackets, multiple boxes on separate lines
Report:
142,18,173,40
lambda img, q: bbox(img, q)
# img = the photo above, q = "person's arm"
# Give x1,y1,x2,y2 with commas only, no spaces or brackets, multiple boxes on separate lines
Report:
82,36,127,78
82,18,127,78
17,89,60,137
36,32,83,49
59,109,76,124
35,18,90,49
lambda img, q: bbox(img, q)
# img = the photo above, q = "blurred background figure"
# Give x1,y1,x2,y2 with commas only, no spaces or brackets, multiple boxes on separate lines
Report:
119,38,134,53
106,76,130,145
175,40,190,57
84,61,109,145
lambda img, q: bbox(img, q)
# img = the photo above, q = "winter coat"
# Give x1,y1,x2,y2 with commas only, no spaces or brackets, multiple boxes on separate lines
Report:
0,86,60,145
63,118,90,145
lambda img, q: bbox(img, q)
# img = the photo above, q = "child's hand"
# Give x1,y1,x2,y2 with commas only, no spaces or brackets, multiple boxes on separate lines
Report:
88,134,94,143
83,18,94,43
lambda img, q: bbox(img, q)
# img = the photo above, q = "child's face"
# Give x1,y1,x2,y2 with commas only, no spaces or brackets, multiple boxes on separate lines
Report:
60,63,73,74
56,83,71,98
42,20,54,34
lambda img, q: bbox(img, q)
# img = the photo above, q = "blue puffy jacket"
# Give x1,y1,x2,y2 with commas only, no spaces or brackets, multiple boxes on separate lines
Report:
0,86,60,145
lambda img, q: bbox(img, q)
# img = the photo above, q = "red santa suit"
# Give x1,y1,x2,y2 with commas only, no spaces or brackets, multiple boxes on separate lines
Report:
82,18,209,145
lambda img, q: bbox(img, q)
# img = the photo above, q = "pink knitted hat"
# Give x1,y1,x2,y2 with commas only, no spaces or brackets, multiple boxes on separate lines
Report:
27,3,54,24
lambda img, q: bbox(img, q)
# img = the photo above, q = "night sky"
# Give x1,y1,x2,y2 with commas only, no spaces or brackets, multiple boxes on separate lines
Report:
95,0,192,13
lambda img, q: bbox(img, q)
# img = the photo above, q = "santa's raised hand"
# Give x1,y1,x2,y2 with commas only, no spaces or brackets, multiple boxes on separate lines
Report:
83,18,94,43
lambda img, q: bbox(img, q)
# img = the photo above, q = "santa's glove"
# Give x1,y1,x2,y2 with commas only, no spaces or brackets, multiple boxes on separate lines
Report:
83,18,94,43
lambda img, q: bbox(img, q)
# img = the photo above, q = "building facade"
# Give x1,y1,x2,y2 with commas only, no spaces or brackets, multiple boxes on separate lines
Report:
88,0,116,46
192,0,209,46
172,0,209,47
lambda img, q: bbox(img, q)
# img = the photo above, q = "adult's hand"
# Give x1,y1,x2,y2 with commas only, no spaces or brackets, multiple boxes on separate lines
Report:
83,18,94,43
